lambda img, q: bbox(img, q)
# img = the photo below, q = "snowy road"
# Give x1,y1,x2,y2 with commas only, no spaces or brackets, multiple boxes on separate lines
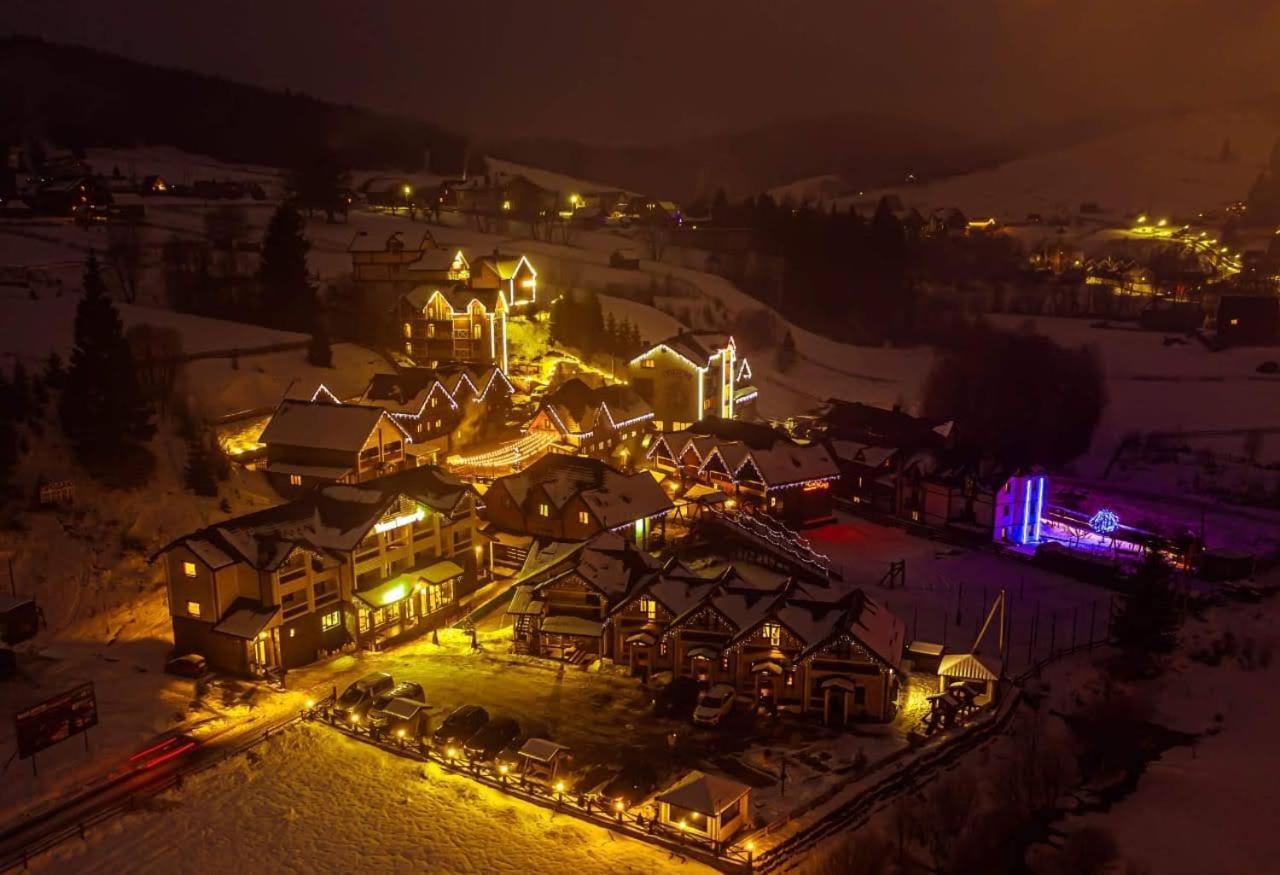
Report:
36,724,711,875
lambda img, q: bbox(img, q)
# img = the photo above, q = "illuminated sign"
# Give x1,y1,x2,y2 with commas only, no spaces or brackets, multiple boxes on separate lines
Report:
375,507,425,534
380,583,407,605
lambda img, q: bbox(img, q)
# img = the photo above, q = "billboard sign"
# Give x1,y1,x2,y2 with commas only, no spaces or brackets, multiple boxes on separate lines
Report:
15,682,99,759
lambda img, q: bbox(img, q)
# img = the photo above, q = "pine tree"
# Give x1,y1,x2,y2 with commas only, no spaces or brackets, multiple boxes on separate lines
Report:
776,329,798,372
184,433,218,497
604,312,619,351
59,251,156,474
259,202,316,331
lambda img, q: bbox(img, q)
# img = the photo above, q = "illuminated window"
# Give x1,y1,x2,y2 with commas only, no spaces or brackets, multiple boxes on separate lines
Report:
762,623,781,646
403,322,412,338
473,324,482,340
289,628,296,638
290,474,303,486
322,610,342,630
578,511,590,525
186,601,202,617
911,510,920,522
642,359,656,369
1229,318,1240,326
427,324,436,338
785,671,795,687
639,597,656,620
539,503,550,517
182,561,197,578
404,342,412,355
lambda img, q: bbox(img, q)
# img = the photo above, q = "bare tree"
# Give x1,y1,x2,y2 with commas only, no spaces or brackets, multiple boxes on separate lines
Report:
105,219,144,303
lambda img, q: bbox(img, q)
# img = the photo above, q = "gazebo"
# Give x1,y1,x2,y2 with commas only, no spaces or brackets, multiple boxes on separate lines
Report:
656,770,752,847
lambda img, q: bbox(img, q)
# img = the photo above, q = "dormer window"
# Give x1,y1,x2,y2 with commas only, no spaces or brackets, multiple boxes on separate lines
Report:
639,597,656,620
762,623,781,646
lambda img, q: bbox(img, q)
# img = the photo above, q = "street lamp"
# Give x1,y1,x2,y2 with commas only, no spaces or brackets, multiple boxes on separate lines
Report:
555,780,566,803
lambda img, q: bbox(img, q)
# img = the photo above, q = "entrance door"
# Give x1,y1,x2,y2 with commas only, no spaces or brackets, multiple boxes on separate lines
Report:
824,689,847,727
630,646,651,680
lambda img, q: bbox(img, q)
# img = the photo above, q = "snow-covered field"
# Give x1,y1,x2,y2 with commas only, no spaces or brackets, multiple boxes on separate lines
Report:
36,722,710,875
801,108,1280,221
1071,590,1280,875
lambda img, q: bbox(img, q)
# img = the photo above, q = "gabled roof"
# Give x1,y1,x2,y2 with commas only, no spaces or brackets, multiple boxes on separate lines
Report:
537,378,653,436
258,401,410,453
348,230,434,254
155,467,476,572
542,531,663,601
493,455,673,531
475,252,536,280
631,331,735,368
657,771,750,817
362,365,510,416
409,248,469,273
402,285,506,314
739,442,839,488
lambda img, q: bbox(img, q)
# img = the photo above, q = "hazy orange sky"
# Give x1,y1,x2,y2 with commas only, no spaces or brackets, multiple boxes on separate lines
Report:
11,0,1280,144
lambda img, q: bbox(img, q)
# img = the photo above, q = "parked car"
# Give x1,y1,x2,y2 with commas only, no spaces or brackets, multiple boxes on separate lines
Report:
333,672,395,725
432,705,489,755
164,653,208,678
652,675,701,718
464,717,521,763
692,683,737,727
366,682,426,733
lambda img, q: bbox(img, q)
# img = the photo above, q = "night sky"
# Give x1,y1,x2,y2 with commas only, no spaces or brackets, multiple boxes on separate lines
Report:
10,0,1280,144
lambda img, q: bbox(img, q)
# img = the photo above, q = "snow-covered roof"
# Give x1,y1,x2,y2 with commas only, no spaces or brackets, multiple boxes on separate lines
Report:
493,455,672,530
156,467,476,572
656,771,750,817
402,285,504,315
409,248,468,273
741,442,839,488
829,440,898,468
536,378,653,436
519,738,570,762
258,400,409,453
633,331,734,368
540,614,604,638
938,652,1001,682
213,600,279,639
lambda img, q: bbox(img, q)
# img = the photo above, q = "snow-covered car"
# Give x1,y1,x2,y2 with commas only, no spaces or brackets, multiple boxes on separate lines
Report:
432,705,489,756
692,684,737,727
164,652,208,678
333,672,395,725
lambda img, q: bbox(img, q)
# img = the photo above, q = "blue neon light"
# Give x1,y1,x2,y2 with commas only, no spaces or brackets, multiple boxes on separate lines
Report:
1033,476,1045,542
1089,509,1120,534
1021,480,1032,544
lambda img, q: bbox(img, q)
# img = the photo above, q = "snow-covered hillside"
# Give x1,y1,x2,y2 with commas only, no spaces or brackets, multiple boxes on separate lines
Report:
778,108,1279,221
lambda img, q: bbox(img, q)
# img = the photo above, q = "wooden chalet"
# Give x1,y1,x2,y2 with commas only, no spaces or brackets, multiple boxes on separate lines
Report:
257,400,413,494
484,455,674,548
398,285,509,370
627,332,757,430
505,532,906,725
526,378,653,467
358,364,514,464
156,467,481,676
645,419,839,526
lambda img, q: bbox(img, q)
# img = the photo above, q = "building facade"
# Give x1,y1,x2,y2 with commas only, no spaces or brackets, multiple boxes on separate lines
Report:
398,286,509,370
157,467,482,676
628,333,757,430
526,378,653,467
258,400,414,494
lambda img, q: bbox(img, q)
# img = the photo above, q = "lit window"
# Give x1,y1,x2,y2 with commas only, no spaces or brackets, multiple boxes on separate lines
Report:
290,474,303,486
289,628,296,638
1229,318,1240,326
539,503,550,517
427,324,436,338
763,623,781,646
639,597,656,620
403,322,412,338
785,671,795,687
642,359,656,369
578,511,590,525
473,324,482,340
182,561,197,578
911,510,920,522
404,342,412,355
322,610,342,630
186,601,202,617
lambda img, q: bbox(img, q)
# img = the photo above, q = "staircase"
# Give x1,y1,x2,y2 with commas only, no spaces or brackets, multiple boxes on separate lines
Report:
700,507,839,583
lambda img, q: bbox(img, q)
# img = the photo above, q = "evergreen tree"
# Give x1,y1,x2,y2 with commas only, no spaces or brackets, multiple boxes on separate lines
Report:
604,312,620,351
184,432,218,497
775,329,798,372
58,251,156,475
258,202,316,331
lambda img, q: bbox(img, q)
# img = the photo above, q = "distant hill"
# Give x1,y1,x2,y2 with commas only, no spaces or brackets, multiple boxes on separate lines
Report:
0,36,469,174
486,112,1133,201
